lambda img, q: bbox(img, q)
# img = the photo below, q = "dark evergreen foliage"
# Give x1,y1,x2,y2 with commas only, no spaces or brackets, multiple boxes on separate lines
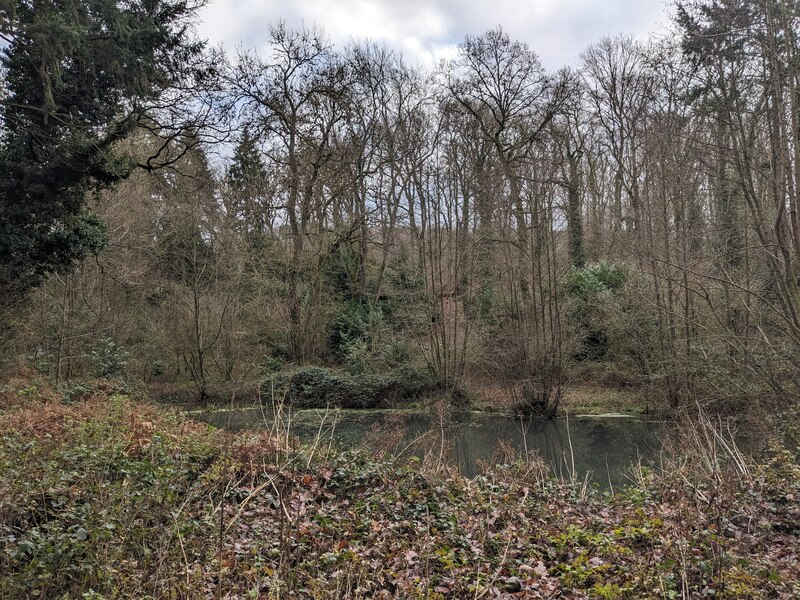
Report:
0,0,207,299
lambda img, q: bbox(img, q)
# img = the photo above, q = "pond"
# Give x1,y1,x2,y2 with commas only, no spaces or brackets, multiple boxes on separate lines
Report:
197,407,664,488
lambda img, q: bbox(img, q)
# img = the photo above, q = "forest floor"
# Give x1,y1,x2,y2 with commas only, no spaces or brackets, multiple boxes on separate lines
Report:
1,378,799,599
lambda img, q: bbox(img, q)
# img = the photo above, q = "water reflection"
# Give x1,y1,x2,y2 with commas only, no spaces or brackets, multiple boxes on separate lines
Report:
198,408,663,488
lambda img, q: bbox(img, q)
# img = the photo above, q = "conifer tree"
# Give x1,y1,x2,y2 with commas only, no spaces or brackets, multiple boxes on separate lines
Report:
0,0,208,299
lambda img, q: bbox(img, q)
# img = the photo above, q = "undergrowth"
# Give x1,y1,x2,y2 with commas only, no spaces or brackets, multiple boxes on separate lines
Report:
0,378,798,598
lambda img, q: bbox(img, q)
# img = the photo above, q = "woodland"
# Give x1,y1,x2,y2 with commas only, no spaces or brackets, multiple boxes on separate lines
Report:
1,0,800,597
2,0,800,416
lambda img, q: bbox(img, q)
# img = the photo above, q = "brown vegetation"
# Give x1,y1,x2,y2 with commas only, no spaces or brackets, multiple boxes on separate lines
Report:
3,5,800,418
0,383,798,598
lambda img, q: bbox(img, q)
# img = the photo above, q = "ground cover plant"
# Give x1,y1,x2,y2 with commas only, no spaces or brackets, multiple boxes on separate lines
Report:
0,379,798,599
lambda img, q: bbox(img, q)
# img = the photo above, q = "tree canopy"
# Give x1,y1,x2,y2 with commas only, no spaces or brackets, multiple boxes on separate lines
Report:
0,0,209,299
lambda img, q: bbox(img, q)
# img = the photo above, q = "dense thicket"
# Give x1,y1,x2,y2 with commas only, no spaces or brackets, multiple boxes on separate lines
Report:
2,1,800,415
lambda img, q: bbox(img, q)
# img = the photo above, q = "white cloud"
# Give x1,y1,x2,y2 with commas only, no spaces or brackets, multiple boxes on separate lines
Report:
195,0,668,71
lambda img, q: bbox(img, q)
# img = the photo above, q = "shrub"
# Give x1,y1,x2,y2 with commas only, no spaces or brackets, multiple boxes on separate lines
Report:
25,348,51,376
342,337,370,374
272,366,435,409
563,261,627,298
58,380,93,403
382,339,410,368
89,336,129,379
259,355,284,374
328,301,384,363
563,261,629,361
0,394,220,598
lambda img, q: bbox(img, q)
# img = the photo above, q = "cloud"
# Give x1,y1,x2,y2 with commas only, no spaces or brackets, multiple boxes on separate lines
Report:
196,0,668,70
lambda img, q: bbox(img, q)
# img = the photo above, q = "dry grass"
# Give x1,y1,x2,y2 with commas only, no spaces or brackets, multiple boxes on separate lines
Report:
560,383,645,416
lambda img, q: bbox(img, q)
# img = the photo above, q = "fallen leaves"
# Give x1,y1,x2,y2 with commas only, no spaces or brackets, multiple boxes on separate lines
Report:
2,392,799,598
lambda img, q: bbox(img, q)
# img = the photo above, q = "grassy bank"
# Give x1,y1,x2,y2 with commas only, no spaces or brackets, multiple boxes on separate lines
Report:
1,379,798,598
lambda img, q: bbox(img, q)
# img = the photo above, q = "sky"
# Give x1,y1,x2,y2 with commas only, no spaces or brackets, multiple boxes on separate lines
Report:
196,0,670,72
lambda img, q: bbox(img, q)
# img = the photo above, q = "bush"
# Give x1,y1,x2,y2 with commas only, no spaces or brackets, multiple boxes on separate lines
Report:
328,301,384,364
563,261,627,298
563,261,629,361
272,366,435,409
58,380,92,403
382,339,410,368
342,337,370,375
259,355,284,375
89,336,129,379
25,348,51,376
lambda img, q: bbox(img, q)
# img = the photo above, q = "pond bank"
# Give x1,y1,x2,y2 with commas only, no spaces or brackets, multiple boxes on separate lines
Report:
1,380,798,598
149,376,654,418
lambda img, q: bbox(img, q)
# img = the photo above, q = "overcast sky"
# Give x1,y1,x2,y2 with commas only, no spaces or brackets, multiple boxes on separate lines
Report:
196,0,670,72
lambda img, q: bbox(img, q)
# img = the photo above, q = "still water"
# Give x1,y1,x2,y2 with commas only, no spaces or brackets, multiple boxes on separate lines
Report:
198,408,663,488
